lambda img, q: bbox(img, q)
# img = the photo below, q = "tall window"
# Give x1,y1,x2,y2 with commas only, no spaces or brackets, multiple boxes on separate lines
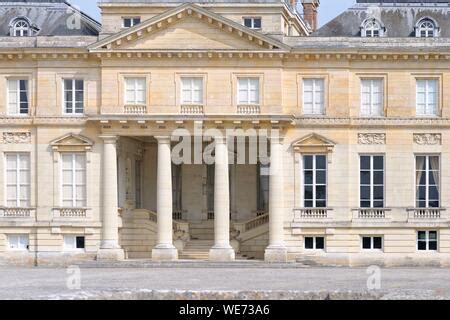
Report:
304,236,325,250
238,78,259,105
7,79,29,115
417,231,437,251
64,235,85,250
416,79,438,116
416,19,437,38
122,17,141,28
361,79,383,116
5,153,30,207
13,19,30,37
125,78,146,105
303,155,327,208
181,77,203,105
257,163,270,214
243,17,262,29
362,19,383,37
63,79,84,114
61,153,86,208
360,155,384,208
416,155,440,208
303,79,325,115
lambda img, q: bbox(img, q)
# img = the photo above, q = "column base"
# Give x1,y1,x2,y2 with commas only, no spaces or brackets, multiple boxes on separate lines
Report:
209,247,235,262
152,245,178,261
264,246,288,263
96,248,125,261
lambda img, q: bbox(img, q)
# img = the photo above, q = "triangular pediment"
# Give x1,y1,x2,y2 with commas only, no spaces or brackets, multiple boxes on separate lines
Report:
292,133,336,152
89,4,289,52
51,133,94,149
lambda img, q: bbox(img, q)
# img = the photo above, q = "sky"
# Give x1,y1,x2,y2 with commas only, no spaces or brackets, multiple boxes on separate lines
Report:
68,0,355,27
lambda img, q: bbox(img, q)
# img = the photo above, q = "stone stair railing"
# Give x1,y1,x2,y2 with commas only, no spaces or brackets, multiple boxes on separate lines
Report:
233,213,269,235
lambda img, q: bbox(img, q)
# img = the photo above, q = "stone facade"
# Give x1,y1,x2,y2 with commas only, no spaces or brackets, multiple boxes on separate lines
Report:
1,0,450,266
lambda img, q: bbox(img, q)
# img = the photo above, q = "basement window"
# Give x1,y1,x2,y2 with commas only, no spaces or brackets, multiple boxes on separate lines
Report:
362,236,383,250
64,235,85,250
304,236,325,250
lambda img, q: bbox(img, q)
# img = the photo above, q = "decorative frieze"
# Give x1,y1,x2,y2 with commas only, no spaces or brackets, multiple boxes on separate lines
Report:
2,132,31,144
357,133,386,145
413,133,442,145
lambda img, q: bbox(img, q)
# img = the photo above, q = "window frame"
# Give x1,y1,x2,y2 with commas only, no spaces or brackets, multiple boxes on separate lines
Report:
243,17,262,30
13,19,30,37
360,78,384,117
304,236,325,250
415,155,440,209
124,77,147,106
359,155,385,209
62,79,84,115
122,17,141,28
7,234,29,251
60,153,87,208
361,236,384,251
63,235,86,251
7,79,29,116
416,19,438,38
180,77,204,105
302,78,325,115
237,77,260,106
417,230,438,251
302,154,327,208
5,153,31,208
416,79,439,117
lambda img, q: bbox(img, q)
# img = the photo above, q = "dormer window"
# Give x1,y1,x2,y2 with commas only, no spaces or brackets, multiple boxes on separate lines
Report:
123,17,141,28
361,18,384,37
9,17,38,37
244,17,262,30
415,18,439,38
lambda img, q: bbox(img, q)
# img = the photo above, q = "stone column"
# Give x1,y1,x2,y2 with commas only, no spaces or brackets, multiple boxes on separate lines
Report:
152,136,178,261
264,136,288,262
209,136,235,261
97,136,124,260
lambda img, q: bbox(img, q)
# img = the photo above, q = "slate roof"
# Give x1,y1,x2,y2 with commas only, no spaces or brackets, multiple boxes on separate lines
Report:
314,0,450,38
0,0,101,37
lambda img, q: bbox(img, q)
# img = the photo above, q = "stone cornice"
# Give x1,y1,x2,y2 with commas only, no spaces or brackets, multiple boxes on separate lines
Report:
294,117,450,128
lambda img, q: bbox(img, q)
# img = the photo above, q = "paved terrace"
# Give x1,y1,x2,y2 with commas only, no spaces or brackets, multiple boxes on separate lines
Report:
0,262,449,300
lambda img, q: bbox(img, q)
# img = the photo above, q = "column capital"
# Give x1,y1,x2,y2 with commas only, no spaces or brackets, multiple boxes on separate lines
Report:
99,135,118,144
155,136,172,144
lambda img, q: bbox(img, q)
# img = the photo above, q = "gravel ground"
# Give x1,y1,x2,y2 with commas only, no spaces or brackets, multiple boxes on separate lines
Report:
0,266,449,300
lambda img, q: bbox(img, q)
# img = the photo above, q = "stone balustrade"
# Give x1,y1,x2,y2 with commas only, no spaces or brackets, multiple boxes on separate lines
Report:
294,208,331,220
180,105,204,114
124,105,147,114
0,207,34,218
237,105,261,115
53,208,88,219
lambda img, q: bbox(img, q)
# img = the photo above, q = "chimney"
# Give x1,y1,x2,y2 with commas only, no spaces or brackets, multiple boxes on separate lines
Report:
301,0,320,32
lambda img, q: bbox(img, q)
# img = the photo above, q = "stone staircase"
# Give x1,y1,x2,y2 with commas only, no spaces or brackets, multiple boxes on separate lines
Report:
179,239,213,260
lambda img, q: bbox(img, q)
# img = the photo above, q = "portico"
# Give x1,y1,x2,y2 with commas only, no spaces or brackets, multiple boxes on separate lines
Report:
95,118,289,262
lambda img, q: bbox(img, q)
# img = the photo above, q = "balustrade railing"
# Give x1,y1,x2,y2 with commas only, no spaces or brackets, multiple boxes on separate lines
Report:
124,105,147,114
237,105,261,115
0,207,34,218
181,105,204,114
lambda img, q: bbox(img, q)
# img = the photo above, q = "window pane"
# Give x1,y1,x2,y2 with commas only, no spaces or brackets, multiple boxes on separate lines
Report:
303,156,313,170
429,231,437,240
76,237,85,249
315,237,325,249
316,186,326,200
305,237,314,249
253,18,261,29
360,171,370,185
373,171,384,185
360,186,370,200
373,237,382,249
373,186,384,200
362,237,371,249
316,156,326,170
373,156,384,170
304,186,313,200
418,241,427,250
418,231,426,240
429,241,438,251
304,171,313,184
360,156,370,170
316,170,326,184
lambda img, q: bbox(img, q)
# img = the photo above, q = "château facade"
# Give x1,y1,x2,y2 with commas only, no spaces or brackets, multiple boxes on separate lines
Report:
1,0,450,266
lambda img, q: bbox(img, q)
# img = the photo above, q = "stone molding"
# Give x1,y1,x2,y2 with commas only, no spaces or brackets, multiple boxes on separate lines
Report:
413,133,442,145
358,133,386,145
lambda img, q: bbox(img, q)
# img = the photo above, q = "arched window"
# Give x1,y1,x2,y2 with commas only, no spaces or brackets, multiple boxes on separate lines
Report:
13,19,30,37
416,18,439,38
361,18,384,37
